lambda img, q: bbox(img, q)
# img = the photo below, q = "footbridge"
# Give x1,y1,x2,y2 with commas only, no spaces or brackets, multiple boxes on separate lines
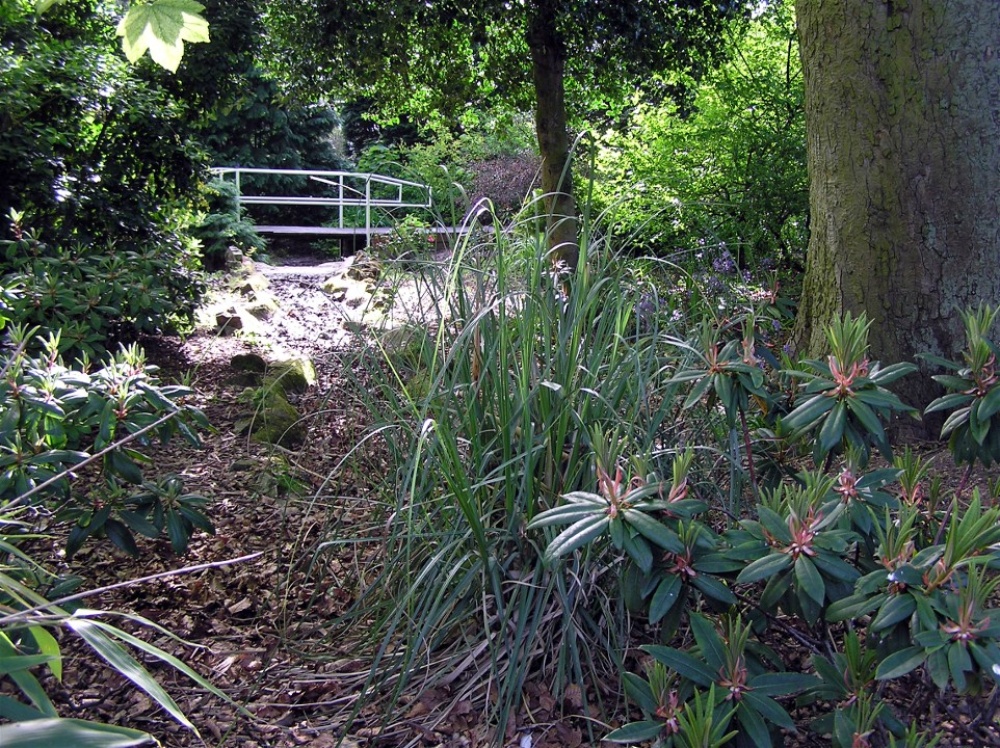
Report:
211,167,439,246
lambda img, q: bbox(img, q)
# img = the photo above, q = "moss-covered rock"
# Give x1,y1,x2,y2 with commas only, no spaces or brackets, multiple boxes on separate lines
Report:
234,389,305,448
231,352,268,374
265,356,317,395
246,290,280,319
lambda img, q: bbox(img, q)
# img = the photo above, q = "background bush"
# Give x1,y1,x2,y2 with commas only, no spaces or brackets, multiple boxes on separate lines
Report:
593,5,806,275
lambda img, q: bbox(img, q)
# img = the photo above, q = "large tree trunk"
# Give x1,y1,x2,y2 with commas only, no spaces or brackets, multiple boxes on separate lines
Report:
527,1,578,269
793,0,1000,414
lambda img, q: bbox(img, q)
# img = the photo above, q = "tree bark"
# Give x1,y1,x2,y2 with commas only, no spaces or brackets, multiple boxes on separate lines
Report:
527,0,578,269
793,0,1000,414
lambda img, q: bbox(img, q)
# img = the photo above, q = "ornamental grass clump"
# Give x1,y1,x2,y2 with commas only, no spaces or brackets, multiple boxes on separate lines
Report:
326,198,695,738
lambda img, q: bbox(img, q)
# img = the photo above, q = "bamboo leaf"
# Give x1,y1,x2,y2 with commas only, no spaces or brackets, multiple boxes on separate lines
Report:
794,555,826,606
0,718,156,747
69,614,249,715
818,399,846,454
925,392,974,414
65,618,194,731
527,500,606,529
782,393,835,432
604,720,666,743
749,672,819,696
622,509,683,553
691,573,737,605
688,613,724,671
979,385,1000,421
642,645,715,686
743,690,795,729
648,574,682,624
27,626,61,681
871,594,916,631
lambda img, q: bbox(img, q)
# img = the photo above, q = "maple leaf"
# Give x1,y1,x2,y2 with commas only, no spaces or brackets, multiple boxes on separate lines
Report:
35,0,66,13
116,0,210,73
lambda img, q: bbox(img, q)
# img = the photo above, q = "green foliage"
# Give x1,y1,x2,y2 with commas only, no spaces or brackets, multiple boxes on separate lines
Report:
0,329,211,556
923,303,1000,467
733,472,860,626
265,0,734,130
0,335,227,743
0,2,206,240
782,312,917,466
193,178,265,268
594,6,807,268
829,493,1000,695
355,114,538,224
1,221,204,361
36,0,208,72
522,287,999,743
606,614,814,747
804,630,905,744
328,203,701,738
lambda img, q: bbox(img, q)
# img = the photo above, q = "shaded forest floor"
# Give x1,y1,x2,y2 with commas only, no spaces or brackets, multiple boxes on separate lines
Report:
30,253,1000,747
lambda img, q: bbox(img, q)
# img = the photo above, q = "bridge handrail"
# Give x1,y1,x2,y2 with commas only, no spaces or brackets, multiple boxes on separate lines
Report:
210,166,433,243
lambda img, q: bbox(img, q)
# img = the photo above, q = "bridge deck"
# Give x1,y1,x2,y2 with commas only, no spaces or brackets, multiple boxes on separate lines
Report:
254,225,471,237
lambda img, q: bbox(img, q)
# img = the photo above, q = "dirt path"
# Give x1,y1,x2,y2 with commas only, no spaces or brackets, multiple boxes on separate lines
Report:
41,255,415,747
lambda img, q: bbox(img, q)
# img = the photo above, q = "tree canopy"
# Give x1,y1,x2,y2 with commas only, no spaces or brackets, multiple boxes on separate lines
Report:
264,0,746,262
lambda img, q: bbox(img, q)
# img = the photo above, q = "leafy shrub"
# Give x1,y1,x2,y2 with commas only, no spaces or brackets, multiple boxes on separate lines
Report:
606,614,816,746
0,484,236,746
0,3,205,251
193,178,266,269
923,303,1000,470
327,206,699,737
594,6,806,272
355,111,538,224
468,150,540,220
528,304,986,746
368,213,437,263
1,217,204,361
0,2,209,351
0,327,212,556
781,312,917,467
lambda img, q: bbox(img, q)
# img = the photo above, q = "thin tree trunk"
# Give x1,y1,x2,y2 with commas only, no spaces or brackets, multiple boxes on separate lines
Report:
793,1,1000,416
527,0,578,269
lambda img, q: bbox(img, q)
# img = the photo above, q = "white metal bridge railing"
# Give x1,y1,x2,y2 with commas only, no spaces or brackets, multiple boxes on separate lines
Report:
211,167,433,245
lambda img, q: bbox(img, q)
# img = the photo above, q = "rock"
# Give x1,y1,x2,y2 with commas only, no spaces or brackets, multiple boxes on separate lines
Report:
234,389,306,448
224,246,244,269
231,352,268,373
237,272,270,296
265,355,317,395
231,352,267,387
215,309,244,335
247,290,280,319
215,308,263,336
321,274,370,301
347,255,383,282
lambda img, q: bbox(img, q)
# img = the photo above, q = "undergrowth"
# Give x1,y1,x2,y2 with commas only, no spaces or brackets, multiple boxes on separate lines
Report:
297,198,1000,748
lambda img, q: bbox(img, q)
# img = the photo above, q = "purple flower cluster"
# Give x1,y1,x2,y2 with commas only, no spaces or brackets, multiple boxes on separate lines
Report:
712,248,737,276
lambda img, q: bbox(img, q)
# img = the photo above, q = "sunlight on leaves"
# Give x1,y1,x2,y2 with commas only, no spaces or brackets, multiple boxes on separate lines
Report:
34,0,65,13
116,0,210,73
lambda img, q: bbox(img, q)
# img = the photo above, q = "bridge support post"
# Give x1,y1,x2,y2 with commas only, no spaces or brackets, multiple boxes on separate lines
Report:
365,179,371,248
